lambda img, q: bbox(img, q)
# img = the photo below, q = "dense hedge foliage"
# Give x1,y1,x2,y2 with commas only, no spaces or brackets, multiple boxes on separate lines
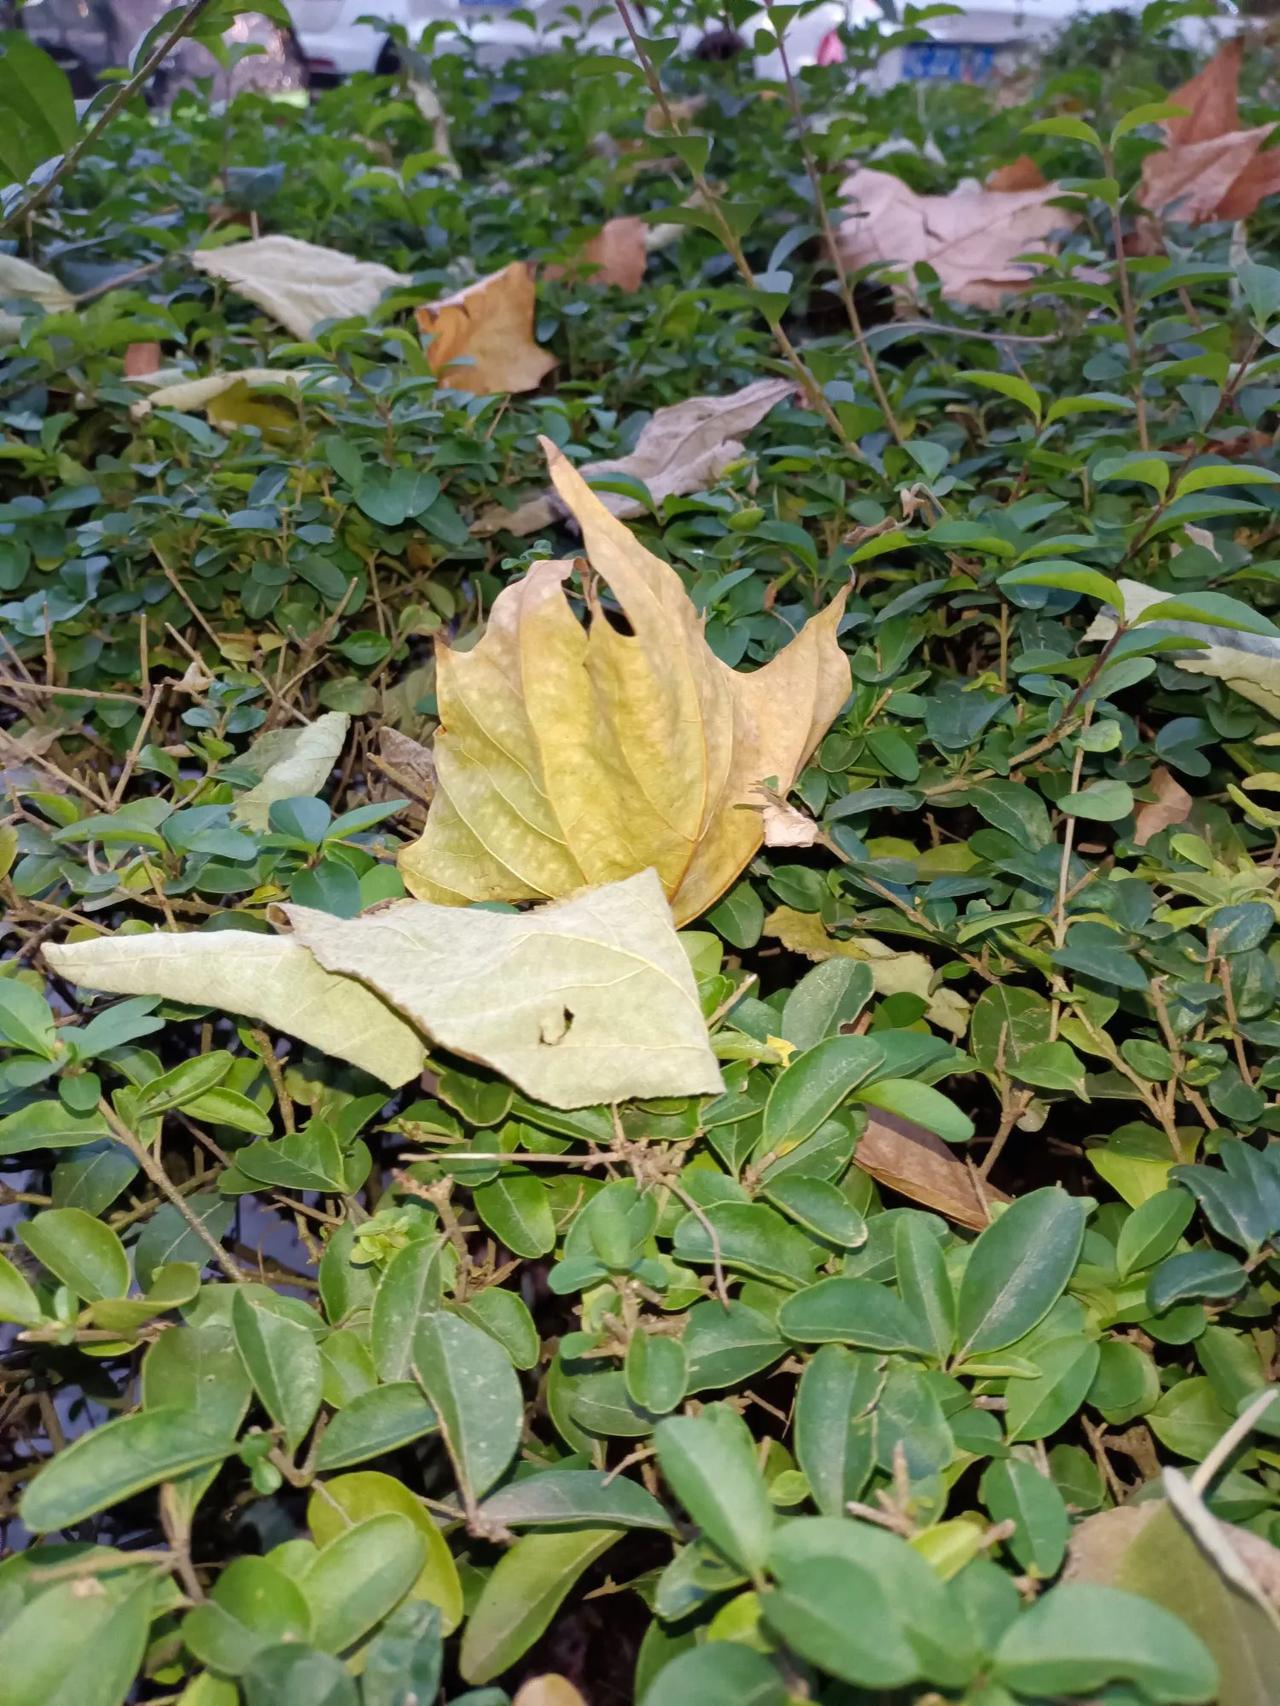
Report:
2,7,1280,1704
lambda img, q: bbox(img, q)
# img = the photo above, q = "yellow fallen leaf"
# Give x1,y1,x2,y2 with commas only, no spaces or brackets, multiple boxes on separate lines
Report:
763,906,968,1036
415,261,556,395
513,1678,589,1706
400,440,850,925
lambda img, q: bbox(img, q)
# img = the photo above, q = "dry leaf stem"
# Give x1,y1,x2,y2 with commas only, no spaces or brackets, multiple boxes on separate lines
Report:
771,25,903,446
613,0,860,460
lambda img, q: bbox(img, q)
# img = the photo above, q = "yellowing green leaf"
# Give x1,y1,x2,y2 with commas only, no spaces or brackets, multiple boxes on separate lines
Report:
400,441,850,925
231,713,349,830
763,907,968,1034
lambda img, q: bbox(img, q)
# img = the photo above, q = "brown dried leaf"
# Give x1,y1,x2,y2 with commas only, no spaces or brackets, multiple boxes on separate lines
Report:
1133,765,1194,847
837,166,1076,308
415,262,556,395
985,155,1048,192
372,727,438,829
1141,39,1280,221
475,377,795,537
857,1109,1005,1231
124,343,162,379
545,216,648,292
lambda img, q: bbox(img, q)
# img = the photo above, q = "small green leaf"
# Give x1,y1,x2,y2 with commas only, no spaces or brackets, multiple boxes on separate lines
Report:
956,1188,1087,1357
458,1528,620,1684
19,1206,129,1300
1000,561,1124,609
0,1575,153,1706
298,1512,426,1653
779,1276,934,1356
852,1078,974,1143
955,369,1042,422
654,1404,774,1574
412,1310,522,1501
1023,115,1102,148
993,1582,1217,1701
312,1383,438,1471
21,1407,236,1531
232,1291,323,1452
762,1035,884,1148
0,1247,42,1325
982,1456,1069,1577
479,1467,676,1532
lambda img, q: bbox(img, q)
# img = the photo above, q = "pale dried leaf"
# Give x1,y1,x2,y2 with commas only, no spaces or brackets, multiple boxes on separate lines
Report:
130,368,317,423
837,166,1077,308
403,440,849,926
415,261,556,394
0,255,74,343
192,236,410,340
43,931,427,1088
761,799,820,847
763,907,969,1036
1134,765,1194,846
231,712,350,830
475,377,795,537
1085,578,1280,717
284,867,723,1107
856,1108,1004,1231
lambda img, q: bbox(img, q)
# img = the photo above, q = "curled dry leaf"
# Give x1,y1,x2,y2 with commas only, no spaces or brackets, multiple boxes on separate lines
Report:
764,906,969,1036
192,236,410,340
856,1108,1005,1231
402,439,849,926
372,727,438,829
1133,765,1194,847
1141,38,1280,222
129,368,319,424
837,166,1077,308
475,376,796,537
1066,1499,1280,1706
414,261,556,395
45,869,722,1108
230,711,350,831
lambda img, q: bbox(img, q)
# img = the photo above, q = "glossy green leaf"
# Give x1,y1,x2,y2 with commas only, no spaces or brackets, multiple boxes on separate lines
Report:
779,1275,934,1355
19,1206,129,1300
232,1291,323,1452
412,1310,522,1500
21,1407,236,1531
458,1527,620,1684
955,1188,1086,1356
297,1511,426,1653
655,1404,774,1574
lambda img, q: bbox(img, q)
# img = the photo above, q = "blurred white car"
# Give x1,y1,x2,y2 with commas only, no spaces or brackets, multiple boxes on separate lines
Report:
290,0,635,79
748,0,1236,84
288,0,1237,86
